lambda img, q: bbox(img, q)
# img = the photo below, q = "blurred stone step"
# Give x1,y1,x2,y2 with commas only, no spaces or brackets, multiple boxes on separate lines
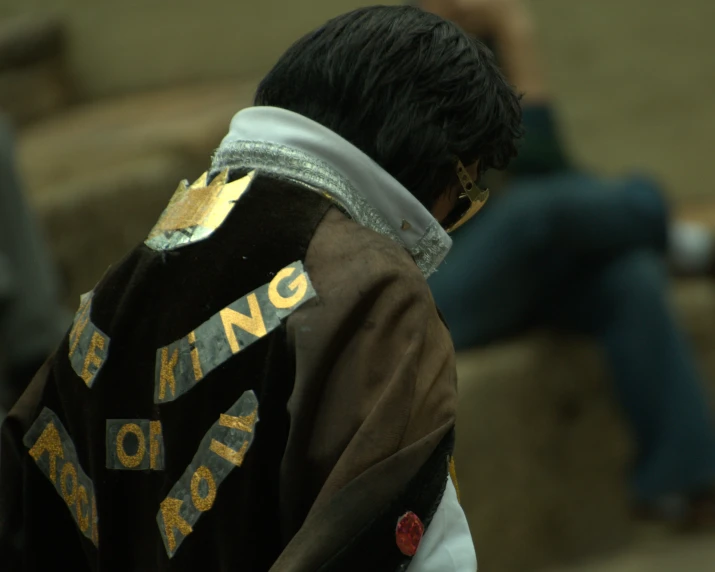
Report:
0,16,73,126
454,279,715,572
0,56,73,127
677,200,715,228
0,15,64,71
17,79,258,303
547,522,715,572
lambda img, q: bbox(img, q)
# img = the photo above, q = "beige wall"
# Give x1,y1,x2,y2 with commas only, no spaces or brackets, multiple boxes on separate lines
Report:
3,0,714,202
531,0,715,202
0,0,399,98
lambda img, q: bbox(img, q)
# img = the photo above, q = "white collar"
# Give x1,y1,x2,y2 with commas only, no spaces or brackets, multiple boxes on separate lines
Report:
210,106,452,277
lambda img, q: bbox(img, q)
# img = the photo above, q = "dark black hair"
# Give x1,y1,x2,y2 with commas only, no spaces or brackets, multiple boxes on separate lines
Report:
255,5,523,209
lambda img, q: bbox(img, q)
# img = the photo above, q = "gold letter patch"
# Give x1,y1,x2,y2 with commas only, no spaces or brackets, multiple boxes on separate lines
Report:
156,390,259,557
68,291,110,389
106,419,164,471
154,260,315,404
23,408,99,546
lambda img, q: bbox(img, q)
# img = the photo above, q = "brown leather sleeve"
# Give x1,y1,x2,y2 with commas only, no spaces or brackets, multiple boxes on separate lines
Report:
273,208,458,571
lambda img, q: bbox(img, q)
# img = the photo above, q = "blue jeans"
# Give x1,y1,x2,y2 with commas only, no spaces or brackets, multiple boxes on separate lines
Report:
430,172,715,501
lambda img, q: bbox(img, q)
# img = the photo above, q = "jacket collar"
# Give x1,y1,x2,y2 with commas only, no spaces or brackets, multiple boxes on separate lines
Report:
210,106,451,278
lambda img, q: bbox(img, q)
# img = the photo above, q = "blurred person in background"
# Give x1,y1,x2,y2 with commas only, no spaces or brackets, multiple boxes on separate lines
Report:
0,7,522,570
416,0,715,528
0,115,69,419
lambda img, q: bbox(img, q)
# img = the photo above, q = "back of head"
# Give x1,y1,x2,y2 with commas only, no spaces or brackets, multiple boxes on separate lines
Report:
255,5,523,209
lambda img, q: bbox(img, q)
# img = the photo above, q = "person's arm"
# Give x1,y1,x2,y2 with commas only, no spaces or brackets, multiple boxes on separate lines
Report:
420,0,571,175
420,0,547,103
274,208,475,570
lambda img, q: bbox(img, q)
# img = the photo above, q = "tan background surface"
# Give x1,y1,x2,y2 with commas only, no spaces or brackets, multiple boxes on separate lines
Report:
2,1,714,570
2,0,713,206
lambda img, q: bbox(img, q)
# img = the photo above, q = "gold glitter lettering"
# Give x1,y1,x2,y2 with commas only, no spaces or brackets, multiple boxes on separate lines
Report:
69,295,92,357
209,439,249,467
116,423,146,468
190,466,217,512
187,331,203,381
218,409,257,433
268,266,309,309
159,347,179,400
60,461,78,506
25,409,99,547
28,421,64,482
80,331,106,386
76,485,90,532
220,293,267,353
160,497,193,553
150,421,163,470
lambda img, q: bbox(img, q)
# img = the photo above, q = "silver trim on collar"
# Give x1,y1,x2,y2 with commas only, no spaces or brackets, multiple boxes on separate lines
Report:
209,106,452,278
211,140,449,278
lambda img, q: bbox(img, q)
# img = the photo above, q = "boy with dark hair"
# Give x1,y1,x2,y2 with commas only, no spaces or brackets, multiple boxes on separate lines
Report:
417,0,715,528
0,6,521,571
